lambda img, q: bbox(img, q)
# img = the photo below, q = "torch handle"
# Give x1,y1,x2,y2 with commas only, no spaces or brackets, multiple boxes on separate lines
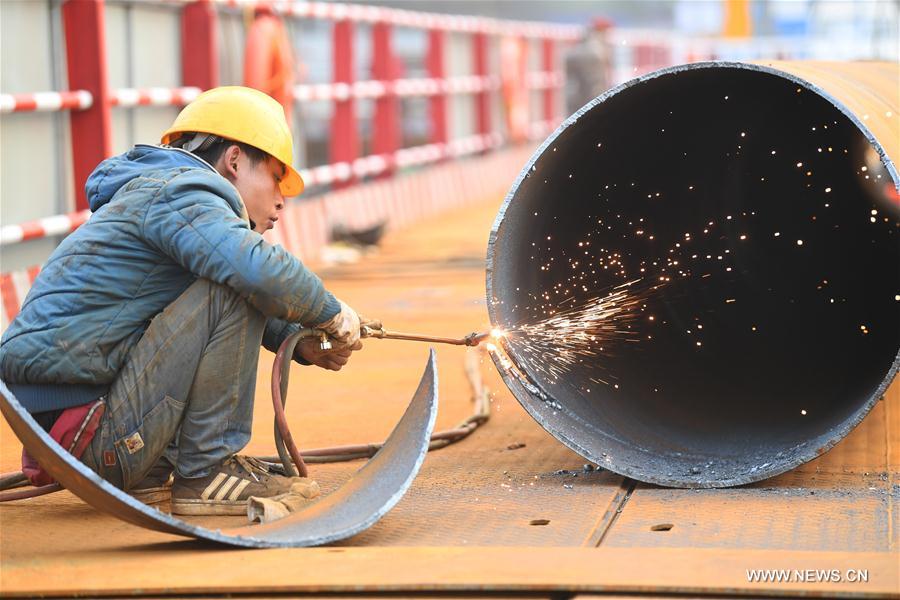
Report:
361,326,489,347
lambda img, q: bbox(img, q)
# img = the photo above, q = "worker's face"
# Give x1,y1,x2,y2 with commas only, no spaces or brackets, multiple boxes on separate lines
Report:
219,145,286,233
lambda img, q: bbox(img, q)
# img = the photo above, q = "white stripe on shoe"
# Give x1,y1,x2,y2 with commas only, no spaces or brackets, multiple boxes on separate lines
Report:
200,473,228,500
227,479,251,501
213,475,240,501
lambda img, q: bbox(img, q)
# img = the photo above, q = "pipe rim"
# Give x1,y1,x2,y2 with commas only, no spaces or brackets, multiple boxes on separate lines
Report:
486,60,900,488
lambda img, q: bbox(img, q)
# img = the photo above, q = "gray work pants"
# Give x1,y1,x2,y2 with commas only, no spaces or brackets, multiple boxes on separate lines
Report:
82,279,266,489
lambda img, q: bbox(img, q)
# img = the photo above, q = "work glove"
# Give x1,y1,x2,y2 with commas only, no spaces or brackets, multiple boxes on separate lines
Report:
315,299,361,348
295,339,363,372
359,314,383,332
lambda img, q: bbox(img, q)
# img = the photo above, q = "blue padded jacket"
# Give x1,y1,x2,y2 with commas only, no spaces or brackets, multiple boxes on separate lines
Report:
0,145,339,411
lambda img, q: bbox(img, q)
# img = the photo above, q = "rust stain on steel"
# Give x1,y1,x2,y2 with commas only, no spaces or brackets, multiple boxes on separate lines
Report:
604,382,900,552
0,350,438,548
486,61,900,489
755,61,898,165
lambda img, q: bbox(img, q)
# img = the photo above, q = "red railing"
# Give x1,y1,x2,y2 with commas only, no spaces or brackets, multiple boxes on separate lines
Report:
1,0,579,244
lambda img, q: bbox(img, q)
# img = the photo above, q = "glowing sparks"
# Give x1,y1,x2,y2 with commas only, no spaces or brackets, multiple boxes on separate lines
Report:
502,280,655,387
499,106,892,410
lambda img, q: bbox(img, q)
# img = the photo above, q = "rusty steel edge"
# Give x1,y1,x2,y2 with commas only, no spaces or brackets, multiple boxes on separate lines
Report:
0,349,439,547
485,60,900,489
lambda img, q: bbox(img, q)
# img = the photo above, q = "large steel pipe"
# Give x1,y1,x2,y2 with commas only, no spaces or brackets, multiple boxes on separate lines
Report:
487,61,899,488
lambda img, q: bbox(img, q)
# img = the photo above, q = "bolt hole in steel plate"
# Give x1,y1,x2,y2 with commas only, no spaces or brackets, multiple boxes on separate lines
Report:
487,61,899,488
0,351,438,547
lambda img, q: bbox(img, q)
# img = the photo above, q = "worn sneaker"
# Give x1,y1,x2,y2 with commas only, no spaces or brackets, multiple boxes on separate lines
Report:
129,456,174,504
170,455,298,516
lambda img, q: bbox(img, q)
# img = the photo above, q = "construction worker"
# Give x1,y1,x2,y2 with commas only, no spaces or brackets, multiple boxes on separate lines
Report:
0,87,363,515
565,17,614,115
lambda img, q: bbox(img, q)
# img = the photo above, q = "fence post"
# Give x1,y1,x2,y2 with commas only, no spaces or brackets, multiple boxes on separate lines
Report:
372,21,398,178
331,19,358,188
181,0,219,90
541,38,556,125
426,28,447,152
62,0,112,211
473,31,491,145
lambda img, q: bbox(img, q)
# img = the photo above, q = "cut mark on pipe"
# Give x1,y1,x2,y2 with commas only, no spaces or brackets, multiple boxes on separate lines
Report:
650,523,674,532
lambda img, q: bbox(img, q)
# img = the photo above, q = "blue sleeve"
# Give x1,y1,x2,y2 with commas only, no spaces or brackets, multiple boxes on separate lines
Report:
263,318,311,365
143,169,341,325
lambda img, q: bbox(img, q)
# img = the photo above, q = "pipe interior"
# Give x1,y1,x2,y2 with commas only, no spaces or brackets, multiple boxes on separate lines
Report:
490,66,899,482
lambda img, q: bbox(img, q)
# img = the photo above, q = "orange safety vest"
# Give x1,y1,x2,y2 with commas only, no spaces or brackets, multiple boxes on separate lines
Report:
501,36,530,143
243,10,295,125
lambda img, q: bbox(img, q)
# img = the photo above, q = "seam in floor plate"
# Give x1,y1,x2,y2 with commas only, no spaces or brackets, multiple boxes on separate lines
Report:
582,478,637,547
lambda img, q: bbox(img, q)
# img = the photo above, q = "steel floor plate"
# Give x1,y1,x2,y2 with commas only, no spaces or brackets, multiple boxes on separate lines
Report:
1,197,897,597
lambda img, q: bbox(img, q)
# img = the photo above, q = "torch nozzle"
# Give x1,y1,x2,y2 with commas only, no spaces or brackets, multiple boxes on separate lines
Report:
462,331,492,346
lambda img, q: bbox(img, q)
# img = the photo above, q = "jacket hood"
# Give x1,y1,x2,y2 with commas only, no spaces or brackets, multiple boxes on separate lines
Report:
86,145,217,212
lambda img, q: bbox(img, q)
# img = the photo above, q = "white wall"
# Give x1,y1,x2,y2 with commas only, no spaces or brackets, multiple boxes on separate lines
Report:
0,0,69,272
447,31,474,141
106,2,180,154
1,1,182,272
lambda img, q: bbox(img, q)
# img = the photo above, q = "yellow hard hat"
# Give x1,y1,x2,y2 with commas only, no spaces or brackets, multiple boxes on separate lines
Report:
161,86,304,196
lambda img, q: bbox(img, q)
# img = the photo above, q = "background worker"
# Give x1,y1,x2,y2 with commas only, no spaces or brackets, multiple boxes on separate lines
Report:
0,87,363,516
565,17,615,115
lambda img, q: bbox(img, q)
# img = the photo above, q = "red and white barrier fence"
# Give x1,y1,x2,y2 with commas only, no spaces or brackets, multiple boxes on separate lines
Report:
526,71,565,90
0,267,41,333
0,210,91,246
3,0,571,222
293,75,506,102
0,1,573,332
211,0,582,40
110,87,201,108
0,86,201,114
0,90,93,113
0,132,508,245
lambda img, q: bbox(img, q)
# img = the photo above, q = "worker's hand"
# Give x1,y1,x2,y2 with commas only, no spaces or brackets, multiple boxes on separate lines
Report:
315,300,361,348
359,314,383,335
295,339,363,371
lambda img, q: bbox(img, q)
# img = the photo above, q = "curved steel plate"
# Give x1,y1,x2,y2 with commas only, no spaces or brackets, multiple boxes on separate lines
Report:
0,349,438,547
